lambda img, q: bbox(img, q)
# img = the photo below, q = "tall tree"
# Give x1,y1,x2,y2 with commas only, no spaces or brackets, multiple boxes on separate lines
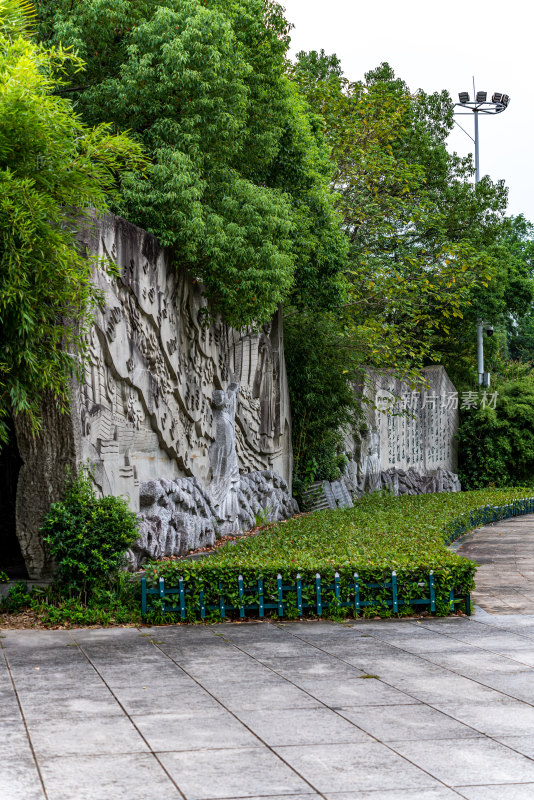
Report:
35,0,348,327
287,53,530,488
0,0,144,444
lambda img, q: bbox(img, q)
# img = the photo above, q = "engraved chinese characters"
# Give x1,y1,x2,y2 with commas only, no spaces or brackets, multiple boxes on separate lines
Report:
304,367,461,513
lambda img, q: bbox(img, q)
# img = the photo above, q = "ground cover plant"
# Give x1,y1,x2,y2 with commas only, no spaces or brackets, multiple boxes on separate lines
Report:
145,488,533,622
2,488,532,627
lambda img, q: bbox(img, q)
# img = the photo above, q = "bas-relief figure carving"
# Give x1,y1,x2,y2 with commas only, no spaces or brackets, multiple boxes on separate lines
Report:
15,213,296,578
209,383,240,530
303,366,461,512
358,429,382,495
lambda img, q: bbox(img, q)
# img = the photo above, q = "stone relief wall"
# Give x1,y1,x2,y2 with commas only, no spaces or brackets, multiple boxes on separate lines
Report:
303,366,460,511
15,213,296,577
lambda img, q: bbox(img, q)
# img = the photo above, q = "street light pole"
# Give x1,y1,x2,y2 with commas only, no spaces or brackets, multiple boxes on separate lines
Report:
474,109,480,184
477,319,484,385
454,88,510,388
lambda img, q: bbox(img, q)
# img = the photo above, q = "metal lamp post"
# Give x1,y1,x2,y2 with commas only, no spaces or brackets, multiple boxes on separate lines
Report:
454,88,511,387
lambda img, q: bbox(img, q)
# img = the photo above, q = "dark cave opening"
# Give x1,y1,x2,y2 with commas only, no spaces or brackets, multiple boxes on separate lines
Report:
0,421,27,579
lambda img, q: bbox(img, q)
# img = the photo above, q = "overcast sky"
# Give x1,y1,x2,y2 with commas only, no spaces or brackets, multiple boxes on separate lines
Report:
282,0,531,222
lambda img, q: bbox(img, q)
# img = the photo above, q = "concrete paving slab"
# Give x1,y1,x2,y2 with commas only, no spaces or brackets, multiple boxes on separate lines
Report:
234,707,373,746
0,685,22,719
0,718,36,760
227,638,320,658
323,790,461,800
179,658,276,685
492,735,534,759
455,785,534,799
419,648,533,675
111,682,221,715
274,741,443,793
2,629,72,649
132,709,262,751
8,664,103,691
0,755,44,800
40,753,180,800
207,676,321,711
257,655,364,681
466,669,534,703
159,746,311,799
17,684,123,720
433,700,534,737
293,676,419,708
27,714,149,758
338,703,482,742
221,796,319,800
389,737,534,785
382,671,508,705
92,661,195,688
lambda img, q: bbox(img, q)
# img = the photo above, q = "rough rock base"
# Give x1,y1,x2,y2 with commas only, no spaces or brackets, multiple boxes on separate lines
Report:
302,467,461,512
131,470,298,567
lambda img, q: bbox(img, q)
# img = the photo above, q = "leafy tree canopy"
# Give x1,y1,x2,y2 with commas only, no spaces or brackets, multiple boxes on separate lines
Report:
293,54,526,387
287,52,534,487
0,0,144,444
36,0,348,327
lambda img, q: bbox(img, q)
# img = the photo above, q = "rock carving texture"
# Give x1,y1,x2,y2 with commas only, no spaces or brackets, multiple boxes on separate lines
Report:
303,367,461,512
14,213,295,578
134,470,297,565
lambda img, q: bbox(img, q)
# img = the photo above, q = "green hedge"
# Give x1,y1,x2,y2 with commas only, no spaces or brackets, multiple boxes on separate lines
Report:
143,489,533,622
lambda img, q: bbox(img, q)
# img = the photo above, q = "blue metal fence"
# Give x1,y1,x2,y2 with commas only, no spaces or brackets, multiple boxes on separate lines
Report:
141,570,470,621
443,497,534,545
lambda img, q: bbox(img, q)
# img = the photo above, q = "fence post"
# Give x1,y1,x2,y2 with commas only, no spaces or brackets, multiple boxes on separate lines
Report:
296,574,303,616
238,575,245,619
429,570,436,613
449,588,455,613
334,572,341,609
141,577,147,619
199,588,205,620
465,593,472,616
218,581,225,619
258,577,264,618
179,577,186,621
391,571,398,613
354,573,360,615
315,573,322,616
277,574,284,617
159,578,165,617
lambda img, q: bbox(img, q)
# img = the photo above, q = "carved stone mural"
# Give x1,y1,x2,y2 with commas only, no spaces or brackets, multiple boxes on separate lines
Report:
303,366,461,511
15,213,296,578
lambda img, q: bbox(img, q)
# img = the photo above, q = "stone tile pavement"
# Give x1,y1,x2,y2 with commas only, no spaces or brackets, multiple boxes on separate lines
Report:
4,613,534,799
455,515,534,613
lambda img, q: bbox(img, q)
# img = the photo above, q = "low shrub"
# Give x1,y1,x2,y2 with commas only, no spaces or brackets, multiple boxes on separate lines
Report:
40,469,139,596
0,581,33,613
458,370,534,489
145,488,534,622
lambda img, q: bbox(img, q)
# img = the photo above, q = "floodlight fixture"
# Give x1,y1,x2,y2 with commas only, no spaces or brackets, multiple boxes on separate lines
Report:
458,91,470,103
476,90,487,102
502,94,510,107
492,92,503,104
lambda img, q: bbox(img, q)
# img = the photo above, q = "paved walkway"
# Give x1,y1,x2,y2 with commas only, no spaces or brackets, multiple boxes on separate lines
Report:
5,615,534,799
455,514,534,614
